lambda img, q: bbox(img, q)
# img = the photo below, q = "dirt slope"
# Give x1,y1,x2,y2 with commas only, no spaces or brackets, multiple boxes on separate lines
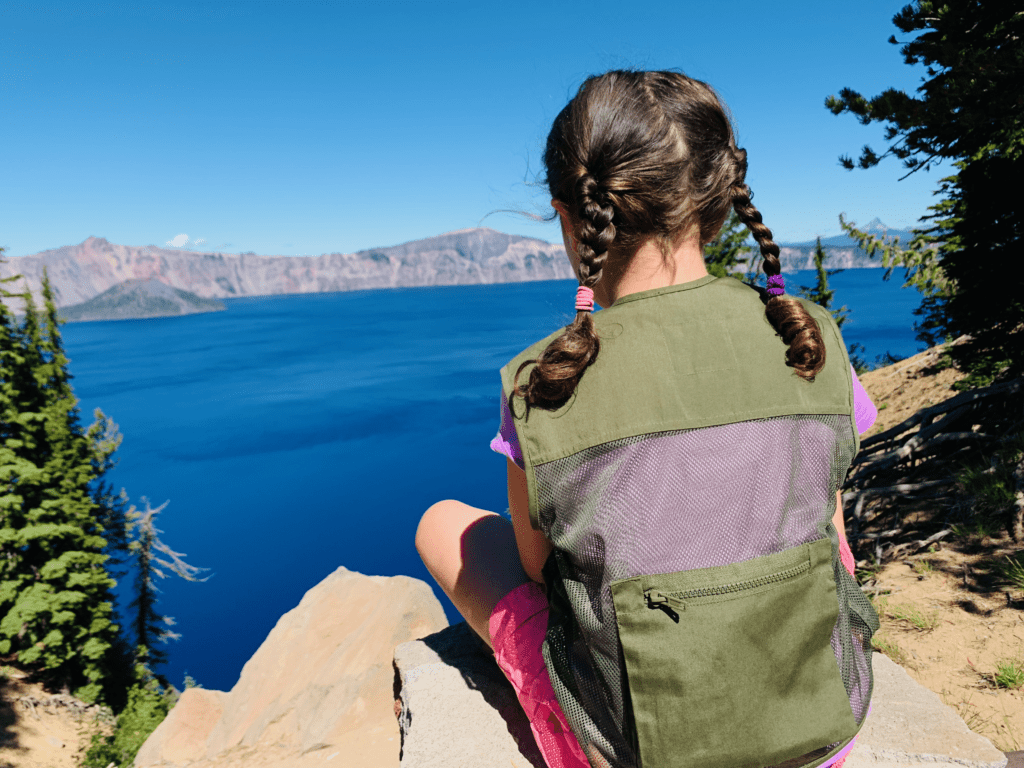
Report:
857,344,1023,752
0,670,112,768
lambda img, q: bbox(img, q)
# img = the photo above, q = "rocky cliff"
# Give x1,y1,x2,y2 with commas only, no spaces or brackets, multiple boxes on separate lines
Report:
0,225,895,315
778,244,879,271
134,567,448,768
0,229,575,311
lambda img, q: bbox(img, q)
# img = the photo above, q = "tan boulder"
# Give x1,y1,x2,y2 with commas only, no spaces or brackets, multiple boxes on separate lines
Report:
136,688,227,765
135,567,447,768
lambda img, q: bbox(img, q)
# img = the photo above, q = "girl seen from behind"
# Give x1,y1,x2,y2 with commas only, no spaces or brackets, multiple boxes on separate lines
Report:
416,69,880,768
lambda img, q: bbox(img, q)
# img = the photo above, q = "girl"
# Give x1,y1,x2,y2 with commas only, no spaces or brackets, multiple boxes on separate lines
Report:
416,69,879,768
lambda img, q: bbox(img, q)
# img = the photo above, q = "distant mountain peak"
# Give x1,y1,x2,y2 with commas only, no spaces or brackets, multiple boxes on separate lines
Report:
864,218,891,232
440,227,499,236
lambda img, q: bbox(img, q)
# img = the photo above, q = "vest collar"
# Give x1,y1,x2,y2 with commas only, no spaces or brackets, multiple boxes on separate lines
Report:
605,274,721,308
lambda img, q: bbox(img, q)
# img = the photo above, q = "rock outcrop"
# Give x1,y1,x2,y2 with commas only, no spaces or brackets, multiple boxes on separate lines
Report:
135,566,1009,768
849,653,1007,768
393,622,544,768
395,626,1008,768
777,218,917,271
135,567,448,768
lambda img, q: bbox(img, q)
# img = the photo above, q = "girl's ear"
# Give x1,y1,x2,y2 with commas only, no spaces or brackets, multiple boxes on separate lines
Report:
551,200,576,251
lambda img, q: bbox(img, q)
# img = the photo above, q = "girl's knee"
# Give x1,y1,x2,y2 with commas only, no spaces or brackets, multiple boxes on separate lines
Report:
415,499,453,561
415,499,476,565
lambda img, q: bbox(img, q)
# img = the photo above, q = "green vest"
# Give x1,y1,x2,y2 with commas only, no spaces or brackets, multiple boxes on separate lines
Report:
500,276,879,768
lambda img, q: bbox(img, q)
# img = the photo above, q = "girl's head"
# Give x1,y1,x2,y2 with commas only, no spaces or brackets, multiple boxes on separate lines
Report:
512,69,826,413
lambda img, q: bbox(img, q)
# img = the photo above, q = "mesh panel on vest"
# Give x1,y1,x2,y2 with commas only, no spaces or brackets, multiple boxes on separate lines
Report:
534,414,870,768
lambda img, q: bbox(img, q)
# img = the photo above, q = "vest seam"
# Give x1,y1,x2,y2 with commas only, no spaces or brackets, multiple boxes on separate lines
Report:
526,411,856,466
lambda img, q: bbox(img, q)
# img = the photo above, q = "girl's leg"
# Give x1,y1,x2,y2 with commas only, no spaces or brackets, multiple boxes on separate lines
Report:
416,499,592,768
415,499,531,646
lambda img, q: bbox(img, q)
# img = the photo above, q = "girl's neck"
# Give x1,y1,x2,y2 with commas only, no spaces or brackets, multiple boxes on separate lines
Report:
598,233,708,307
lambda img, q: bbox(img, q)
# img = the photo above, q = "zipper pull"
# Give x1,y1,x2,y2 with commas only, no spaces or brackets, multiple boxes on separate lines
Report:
645,589,682,622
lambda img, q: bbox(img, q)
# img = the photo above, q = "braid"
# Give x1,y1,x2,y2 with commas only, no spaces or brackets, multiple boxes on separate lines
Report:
511,173,612,414
574,174,616,287
731,181,782,275
731,180,826,381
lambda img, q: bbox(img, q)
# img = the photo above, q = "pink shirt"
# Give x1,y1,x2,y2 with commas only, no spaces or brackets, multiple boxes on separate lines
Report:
491,364,878,469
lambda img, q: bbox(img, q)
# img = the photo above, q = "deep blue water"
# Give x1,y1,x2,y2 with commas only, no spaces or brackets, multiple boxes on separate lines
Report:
60,269,924,692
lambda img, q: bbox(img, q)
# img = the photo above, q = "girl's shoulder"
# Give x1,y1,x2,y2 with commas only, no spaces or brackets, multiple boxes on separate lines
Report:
499,276,850,395
500,325,566,397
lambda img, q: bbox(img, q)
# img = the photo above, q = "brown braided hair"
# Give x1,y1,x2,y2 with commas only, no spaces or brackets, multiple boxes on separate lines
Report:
511,70,825,415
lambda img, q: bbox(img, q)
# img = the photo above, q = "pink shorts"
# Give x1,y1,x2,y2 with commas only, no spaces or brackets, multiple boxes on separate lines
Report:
488,536,862,768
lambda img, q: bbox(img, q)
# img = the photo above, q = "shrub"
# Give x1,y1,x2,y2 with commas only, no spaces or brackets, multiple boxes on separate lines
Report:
82,681,174,768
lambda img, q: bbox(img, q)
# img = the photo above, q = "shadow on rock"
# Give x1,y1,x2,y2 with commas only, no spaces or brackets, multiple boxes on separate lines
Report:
396,622,545,768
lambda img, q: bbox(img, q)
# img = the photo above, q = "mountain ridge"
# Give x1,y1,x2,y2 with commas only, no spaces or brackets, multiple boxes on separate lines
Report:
0,228,575,310
1,226,892,313
781,218,917,249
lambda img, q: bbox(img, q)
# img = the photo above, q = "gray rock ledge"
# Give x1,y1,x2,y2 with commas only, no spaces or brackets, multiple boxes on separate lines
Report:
395,624,1007,768
394,622,545,768
848,653,1007,768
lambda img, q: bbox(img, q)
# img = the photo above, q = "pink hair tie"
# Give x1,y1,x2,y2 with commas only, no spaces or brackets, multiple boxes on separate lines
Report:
575,285,595,312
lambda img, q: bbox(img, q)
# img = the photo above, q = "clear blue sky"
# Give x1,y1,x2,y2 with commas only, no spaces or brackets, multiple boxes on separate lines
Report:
2,0,943,258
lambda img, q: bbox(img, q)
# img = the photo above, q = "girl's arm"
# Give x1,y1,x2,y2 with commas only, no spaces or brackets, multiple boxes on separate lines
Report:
833,490,848,550
834,489,859,577
507,457,554,585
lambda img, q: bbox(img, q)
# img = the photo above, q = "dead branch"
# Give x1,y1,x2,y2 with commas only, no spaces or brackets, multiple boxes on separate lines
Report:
1013,455,1024,542
859,377,1022,451
851,528,903,541
885,529,953,559
842,478,955,504
841,374,1024,568
852,423,989,483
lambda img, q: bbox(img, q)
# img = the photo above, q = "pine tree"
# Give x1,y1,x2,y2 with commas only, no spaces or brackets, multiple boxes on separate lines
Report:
0,247,36,579
795,239,871,372
704,211,756,280
1,256,205,708
0,261,55,681
0,265,123,703
797,237,849,328
127,498,209,674
827,0,1024,386
0,244,32,486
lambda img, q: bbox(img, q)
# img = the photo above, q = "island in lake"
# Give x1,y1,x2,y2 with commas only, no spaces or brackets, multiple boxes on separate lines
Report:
59,279,226,322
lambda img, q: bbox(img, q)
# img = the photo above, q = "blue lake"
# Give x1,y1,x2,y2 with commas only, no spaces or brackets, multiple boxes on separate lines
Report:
60,269,924,691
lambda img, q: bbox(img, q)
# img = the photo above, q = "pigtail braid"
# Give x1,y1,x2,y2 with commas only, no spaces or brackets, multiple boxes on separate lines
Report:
511,174,613,414
731,179,826,381
574,175,615,286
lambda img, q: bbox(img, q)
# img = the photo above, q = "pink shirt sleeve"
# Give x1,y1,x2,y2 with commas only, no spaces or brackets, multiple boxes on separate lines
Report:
491,368,877,467
851,365,877,435
490,391,525,470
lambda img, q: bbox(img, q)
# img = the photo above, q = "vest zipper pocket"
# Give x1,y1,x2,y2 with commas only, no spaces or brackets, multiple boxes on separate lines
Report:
644,589,683,621
611,539,858,768
644,558,812,622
